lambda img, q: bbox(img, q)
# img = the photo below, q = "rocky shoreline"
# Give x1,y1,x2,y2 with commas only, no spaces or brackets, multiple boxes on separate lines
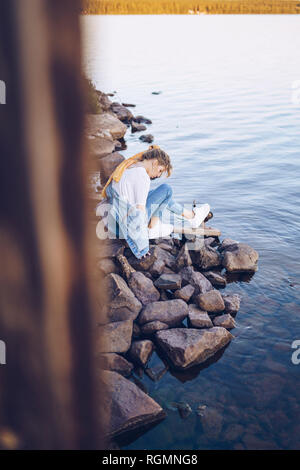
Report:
85,88,259,444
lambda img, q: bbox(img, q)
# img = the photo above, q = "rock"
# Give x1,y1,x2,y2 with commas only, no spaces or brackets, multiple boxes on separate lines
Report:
129,340,154,366
154,273,182,290
223,424,245,442
221,242,259,272
159,290,169,301
213,314,236,329
134,115,152,124
218,238,239,252
200,407,223,439
180,266,213,295
131,121,147,132
97,353,133,376
139,134,154,143
154,246,177,270
99,371,165,437
156,241,174,252
222,293,241,314
128,271,160,305
127,246,157,271
141,321,169,335
149,258,165,278
138,299,188,327
110,102,134,123
88,136,115,158
192,245,221,270
97,320,133,353
188,306,213,328
204,237,216,247
86,113,127,140
97,258,120,276
155,327,233,369
204,271,227,287
96,239,126,260
99,151,125,185
173,402,192,419
121,102,136,108
196,289,225,313
175,244,193,270
174,284,195,302
101,273,142,323
132,322,141,338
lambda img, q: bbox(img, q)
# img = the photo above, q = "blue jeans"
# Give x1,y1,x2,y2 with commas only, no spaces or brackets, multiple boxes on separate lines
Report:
146,183,184,222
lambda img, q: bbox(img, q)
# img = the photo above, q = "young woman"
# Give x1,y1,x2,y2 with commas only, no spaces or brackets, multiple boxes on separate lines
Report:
97,145,211,259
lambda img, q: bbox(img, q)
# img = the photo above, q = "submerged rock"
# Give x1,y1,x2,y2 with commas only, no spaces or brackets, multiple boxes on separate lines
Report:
99,371,166,437
200,407,223,439
134,115,152,124
213,314,236,329
196,289,225,313
129,340,154,367
138,299,188,327
221,242,259,273
139,134,154,143
155,327,233,369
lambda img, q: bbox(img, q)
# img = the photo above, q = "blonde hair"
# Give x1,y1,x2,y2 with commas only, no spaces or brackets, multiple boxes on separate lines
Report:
140,148,172,177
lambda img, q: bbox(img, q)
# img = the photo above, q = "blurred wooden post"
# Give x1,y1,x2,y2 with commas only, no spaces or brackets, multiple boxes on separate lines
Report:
0,0,103,449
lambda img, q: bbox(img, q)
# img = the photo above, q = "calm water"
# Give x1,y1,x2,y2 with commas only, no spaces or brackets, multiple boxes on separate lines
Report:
82,15,300,449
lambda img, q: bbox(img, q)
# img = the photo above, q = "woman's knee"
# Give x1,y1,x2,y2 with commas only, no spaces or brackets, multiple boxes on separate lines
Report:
159,183,173,198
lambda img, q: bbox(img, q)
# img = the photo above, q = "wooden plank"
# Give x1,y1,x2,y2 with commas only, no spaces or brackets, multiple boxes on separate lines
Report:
173,225,221,237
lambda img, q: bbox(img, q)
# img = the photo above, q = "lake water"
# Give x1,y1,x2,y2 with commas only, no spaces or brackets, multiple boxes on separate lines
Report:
82,15,300,449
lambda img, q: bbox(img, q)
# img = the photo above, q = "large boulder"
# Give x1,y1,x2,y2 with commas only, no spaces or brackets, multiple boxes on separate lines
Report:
138,299,188,327
99,151,125,186
155,327,233,369
99,371,166,437
195,289,225,313
204,271,227,287
97,353,133,377
128,272,160,305
100,273,142,323
180,266,213,295
97,319,133,353
221,242,259,273
86,113,127,140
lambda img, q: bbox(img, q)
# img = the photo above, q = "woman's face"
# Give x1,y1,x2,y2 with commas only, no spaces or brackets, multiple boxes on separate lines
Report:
150,159,166,180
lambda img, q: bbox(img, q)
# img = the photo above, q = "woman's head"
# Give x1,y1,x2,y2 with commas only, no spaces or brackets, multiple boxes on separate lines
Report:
140,148,172,180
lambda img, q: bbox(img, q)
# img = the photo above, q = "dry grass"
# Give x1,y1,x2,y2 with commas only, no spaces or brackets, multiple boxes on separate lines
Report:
82,0,300,14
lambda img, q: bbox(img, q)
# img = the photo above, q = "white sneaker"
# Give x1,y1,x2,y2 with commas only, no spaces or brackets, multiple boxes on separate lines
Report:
148,220,174,239
188,204,210,229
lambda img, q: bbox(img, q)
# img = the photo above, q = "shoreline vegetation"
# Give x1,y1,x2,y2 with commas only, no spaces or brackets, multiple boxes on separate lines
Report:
81,0,300,15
